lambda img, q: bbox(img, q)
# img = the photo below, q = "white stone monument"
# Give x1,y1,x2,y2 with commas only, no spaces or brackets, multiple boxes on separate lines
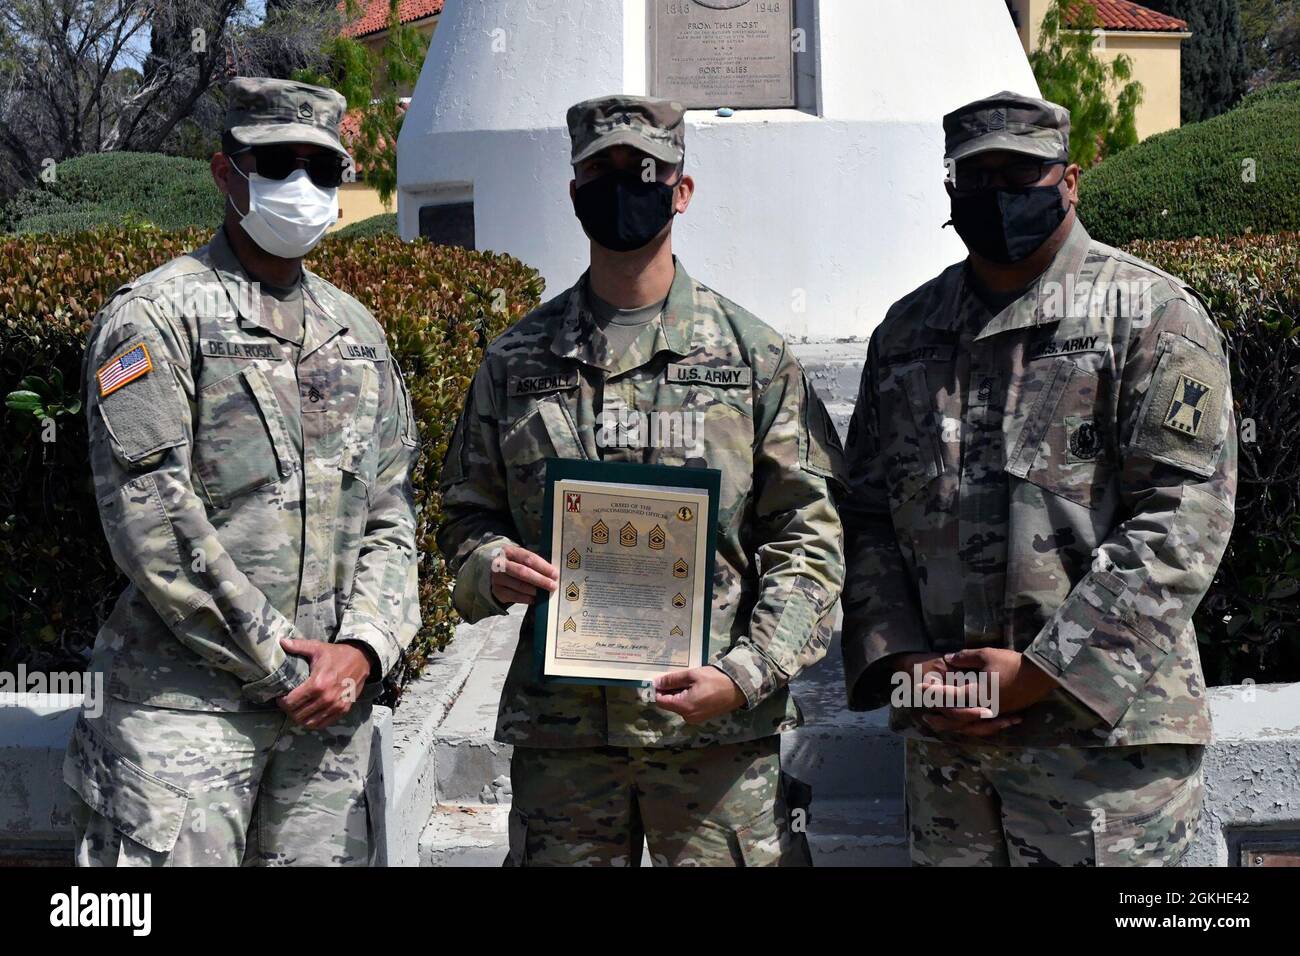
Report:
397,0,1039,344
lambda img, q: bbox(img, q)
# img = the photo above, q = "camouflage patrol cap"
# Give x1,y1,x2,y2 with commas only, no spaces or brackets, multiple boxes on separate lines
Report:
567,95,685,166
943,91,1070,164
224,77,349,159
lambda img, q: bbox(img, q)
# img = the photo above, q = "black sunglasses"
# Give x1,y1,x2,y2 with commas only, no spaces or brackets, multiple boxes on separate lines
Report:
233,145,347,189
949,159,1066,193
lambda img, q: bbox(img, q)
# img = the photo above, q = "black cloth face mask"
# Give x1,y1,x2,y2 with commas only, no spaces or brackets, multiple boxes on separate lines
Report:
573,171,676,252
945,183,1068,264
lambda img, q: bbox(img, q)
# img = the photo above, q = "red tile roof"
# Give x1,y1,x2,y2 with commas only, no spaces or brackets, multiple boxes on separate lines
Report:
341,0,443,39
1068,1,1188,32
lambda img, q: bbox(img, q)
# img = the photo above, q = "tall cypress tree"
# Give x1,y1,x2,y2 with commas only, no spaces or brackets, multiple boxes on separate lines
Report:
1140,0,1250,121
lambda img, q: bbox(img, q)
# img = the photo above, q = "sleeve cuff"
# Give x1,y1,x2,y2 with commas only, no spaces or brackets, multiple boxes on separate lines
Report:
242,654,310,704
452,537,517,623
337,617,400,679
712,644,784,710
1023,570,1171,728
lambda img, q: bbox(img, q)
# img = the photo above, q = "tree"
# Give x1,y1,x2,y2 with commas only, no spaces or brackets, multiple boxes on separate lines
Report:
1239,0,1300,88
1030,1,1144,167
1139,0,1250,121
295,0,429,208
0,1,338,199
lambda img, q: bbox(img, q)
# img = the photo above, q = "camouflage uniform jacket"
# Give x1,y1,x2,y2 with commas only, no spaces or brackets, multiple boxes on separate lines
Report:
82,228,420,712
438,260,846,748
841,220,1237,747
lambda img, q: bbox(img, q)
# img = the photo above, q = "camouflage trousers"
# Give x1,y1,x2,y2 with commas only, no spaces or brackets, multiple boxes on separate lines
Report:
905,738,1204,866
506,735,812,867
65,695,374,867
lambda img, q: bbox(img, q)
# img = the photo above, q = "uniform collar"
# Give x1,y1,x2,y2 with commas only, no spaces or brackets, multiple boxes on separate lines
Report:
549,257,697,372
920,218,1094,340
971,217,1093,342
204,227,347,343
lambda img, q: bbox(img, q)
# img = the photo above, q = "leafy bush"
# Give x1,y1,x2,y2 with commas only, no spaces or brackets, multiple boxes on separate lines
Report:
1079,81,1300,246
3,153,223,235
1,227,541,700
1131,232,1300,685
333,212,398,240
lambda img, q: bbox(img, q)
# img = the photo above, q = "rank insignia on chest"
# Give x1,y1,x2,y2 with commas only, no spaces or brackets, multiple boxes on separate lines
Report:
97,342,153,397
1164,374,1212,437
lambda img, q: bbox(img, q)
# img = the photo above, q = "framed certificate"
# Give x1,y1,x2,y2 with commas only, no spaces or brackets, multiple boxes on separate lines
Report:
534,459,720,686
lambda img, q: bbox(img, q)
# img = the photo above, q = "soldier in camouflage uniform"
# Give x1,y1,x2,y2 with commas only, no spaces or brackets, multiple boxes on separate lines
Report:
65,78,420,866
840,92,1237,866
438,95,845,866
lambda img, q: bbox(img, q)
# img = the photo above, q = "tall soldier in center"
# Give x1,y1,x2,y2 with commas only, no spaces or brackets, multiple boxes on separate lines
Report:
438,96,846,866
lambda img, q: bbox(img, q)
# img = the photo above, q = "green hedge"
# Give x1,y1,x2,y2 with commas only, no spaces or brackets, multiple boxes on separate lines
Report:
3,153,224,235
1,227,542,699
334,212,398,240
1079,81,1300,246
4,227,1298,689
1132,232,1300,685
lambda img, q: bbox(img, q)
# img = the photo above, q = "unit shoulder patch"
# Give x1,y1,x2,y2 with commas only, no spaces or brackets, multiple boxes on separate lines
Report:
1162,373,1213,438
1131,332,1228,477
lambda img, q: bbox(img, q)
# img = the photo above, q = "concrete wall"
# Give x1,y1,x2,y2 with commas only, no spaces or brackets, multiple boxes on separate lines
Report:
397,0,1039,342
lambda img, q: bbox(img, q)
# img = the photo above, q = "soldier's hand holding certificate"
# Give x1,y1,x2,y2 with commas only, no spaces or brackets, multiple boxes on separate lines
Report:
535,459,720,686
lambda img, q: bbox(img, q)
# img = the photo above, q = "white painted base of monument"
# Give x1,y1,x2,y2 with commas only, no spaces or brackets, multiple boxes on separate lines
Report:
397,0,1040,342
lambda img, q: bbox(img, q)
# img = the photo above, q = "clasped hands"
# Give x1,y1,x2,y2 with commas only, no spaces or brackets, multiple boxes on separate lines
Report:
891,647,1057,738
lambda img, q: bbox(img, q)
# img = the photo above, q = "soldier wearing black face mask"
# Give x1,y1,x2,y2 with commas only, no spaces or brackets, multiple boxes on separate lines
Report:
840,92,1236,867
438,94,845,866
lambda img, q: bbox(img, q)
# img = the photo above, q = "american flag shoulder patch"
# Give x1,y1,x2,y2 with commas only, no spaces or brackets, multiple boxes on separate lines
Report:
97,341,153,397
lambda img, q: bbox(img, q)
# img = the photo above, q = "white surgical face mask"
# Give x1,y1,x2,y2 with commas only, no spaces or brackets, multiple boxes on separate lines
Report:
230,164,338,259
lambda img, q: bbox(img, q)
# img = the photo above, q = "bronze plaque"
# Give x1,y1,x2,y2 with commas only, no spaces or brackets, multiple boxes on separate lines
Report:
1239,841,1300,867
648,0,796,109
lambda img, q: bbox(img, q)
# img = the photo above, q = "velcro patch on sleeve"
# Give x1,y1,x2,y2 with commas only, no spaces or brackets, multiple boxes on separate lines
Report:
97,341,153,397
1132,332,1228,477
665,363,752,387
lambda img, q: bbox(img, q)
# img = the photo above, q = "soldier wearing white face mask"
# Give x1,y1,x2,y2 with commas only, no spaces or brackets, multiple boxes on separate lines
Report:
65,77,420,866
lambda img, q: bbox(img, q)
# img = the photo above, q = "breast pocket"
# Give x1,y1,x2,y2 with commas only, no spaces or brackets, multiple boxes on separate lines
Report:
654,386,754,531
500,392,586,532
340,363,381,500
1006,357,1114,510
879,364,944,511
193,366,294,506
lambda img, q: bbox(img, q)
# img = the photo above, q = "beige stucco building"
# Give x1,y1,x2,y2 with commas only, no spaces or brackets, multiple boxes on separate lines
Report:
1007,0,1190,141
